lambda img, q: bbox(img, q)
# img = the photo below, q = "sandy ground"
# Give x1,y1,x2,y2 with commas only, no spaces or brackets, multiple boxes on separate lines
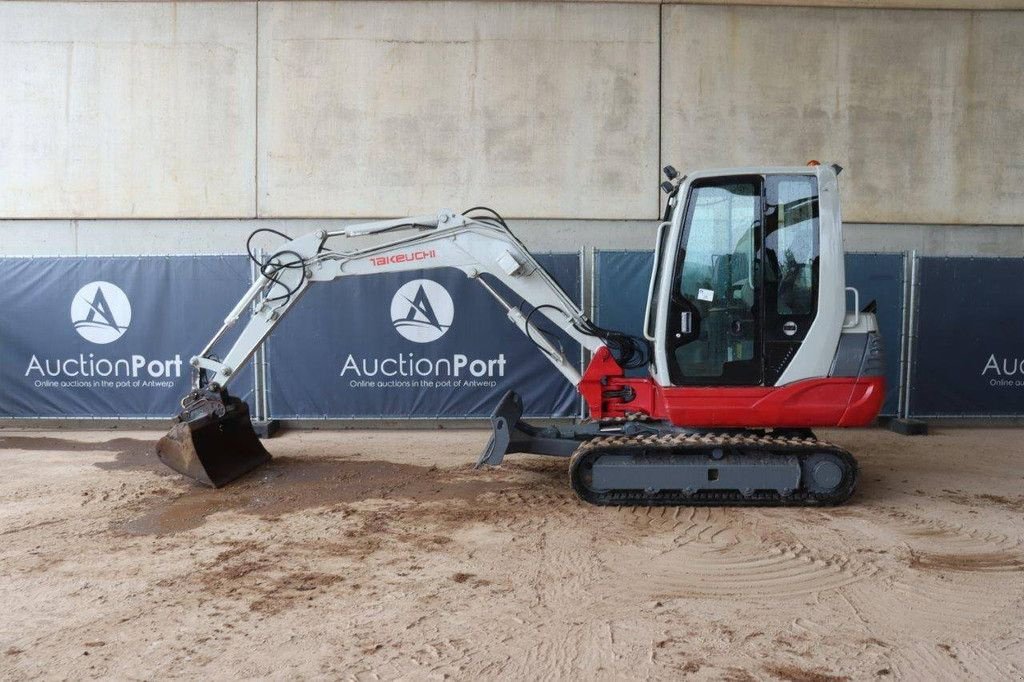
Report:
0,426,1023,680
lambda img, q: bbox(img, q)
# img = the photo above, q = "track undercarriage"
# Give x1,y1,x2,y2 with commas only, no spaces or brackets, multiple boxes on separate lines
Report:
479,391,858,507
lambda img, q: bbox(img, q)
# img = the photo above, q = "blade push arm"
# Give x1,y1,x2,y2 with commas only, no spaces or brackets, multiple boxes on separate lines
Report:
191,210,606,392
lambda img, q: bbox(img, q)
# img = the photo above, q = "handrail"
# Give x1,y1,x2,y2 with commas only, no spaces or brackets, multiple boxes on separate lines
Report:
643,221,670,341
843,286,860,328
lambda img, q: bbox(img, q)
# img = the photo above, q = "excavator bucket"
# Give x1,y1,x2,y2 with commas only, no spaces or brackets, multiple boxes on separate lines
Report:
156,395,271,487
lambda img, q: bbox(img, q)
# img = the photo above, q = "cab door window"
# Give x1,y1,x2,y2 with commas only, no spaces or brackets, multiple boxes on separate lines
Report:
667,178,762,385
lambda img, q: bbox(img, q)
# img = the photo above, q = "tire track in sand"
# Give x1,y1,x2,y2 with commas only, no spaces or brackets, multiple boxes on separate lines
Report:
601,507,878,600
834,506,1024,640
891,638,1024,680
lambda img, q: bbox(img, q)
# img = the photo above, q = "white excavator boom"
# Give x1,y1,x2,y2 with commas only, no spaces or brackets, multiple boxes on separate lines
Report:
192,210,606,392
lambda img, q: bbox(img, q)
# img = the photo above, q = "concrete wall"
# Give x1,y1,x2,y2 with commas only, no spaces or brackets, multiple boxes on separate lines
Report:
0,2,256,218
0,0,1023,250
663,5,1024,225
258,2,659,218
667,0,1024,8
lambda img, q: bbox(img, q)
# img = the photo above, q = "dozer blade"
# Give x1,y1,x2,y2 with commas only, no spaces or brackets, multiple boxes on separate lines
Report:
475,390,580,467
476,390,524,467
156,395,271,487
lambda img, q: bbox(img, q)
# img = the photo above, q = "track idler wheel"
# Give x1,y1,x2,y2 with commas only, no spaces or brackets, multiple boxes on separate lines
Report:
800,452,852,496
156,392,271,487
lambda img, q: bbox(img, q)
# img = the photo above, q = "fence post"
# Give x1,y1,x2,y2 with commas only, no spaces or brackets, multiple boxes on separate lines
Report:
585,248,598,420
891,250,927,435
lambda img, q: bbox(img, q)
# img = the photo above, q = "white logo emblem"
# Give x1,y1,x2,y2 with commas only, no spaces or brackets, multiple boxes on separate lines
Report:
70,281,132,344
390,279,453,343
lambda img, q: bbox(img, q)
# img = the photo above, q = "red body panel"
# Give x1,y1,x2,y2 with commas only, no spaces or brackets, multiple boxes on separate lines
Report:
578,347,885,428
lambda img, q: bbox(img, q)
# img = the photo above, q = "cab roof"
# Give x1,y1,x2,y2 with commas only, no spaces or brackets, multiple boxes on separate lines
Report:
682,163,838,182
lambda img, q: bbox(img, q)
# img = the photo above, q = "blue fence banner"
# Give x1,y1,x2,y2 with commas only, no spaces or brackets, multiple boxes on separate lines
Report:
0,256,252,418
594,250,904,416
7,251,1019,421
265,253,582,418
592,251,655,378
910,257,1024,417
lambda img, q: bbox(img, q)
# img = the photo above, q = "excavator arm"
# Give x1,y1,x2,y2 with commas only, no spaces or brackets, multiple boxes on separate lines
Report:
191,209,604,391
157,209,634,487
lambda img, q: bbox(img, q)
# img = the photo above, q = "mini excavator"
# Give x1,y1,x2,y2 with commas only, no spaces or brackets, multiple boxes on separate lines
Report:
157,163,885,506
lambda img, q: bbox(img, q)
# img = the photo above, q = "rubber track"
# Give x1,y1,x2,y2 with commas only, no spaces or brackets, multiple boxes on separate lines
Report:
568,432,858,507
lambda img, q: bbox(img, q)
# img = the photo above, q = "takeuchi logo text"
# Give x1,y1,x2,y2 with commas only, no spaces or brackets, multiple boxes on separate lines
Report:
369,249,437,268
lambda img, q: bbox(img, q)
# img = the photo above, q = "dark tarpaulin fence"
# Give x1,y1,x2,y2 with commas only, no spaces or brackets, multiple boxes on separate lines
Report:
264,253,583,419
909,257,1024,417
3,252,1021,422
592,251,655,379
0,253,582,421
0,256,253,418
593,250,905,416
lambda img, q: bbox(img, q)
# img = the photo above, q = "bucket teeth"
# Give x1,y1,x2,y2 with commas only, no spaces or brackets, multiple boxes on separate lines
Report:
156,393,271,487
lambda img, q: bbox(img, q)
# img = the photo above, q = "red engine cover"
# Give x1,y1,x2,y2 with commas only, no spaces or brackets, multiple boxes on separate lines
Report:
578,347,884,429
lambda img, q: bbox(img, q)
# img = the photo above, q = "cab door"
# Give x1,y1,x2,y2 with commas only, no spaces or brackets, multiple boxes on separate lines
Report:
665,176,764,386
660,173,822,388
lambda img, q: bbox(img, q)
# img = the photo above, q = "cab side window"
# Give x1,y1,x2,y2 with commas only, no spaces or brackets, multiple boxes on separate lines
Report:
764,175,819,351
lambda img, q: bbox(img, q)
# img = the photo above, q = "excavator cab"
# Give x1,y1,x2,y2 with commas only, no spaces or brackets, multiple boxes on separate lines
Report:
650,170,837,392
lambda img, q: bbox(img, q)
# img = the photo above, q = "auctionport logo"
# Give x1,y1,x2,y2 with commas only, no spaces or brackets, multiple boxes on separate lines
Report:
71,281,131,344
390,279,453,343
340,277,506,389
26,279,180,388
